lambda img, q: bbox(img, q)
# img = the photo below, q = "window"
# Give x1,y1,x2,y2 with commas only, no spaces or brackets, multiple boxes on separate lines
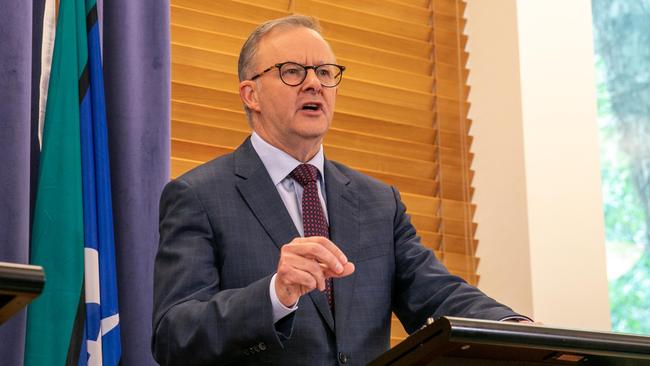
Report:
592,0,650,334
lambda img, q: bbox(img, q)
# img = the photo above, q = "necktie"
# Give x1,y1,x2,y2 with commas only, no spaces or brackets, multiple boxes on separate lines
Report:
289,164,334,310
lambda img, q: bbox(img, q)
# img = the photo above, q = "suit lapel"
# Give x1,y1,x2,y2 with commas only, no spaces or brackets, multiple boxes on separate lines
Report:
324,160,360,336
308,286,335,331
234,139,300,250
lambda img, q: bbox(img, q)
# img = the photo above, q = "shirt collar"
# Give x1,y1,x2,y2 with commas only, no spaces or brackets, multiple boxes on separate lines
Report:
250,132,325,185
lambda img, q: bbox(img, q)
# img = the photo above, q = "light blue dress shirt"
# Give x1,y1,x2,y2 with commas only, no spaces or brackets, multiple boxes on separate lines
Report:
250,132,328,322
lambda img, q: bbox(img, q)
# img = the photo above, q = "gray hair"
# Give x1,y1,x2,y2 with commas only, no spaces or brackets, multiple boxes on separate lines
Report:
238,15,322,122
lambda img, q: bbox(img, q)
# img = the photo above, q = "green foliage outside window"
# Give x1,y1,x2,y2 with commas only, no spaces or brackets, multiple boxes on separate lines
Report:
592,0,650,334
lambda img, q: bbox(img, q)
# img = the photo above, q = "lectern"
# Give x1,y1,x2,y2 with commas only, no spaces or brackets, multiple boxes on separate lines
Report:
369,317,650,366
0,261,44,324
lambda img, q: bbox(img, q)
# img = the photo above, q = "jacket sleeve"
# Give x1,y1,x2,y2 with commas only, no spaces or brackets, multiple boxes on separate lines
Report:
390,187,524,334
152,178,284,365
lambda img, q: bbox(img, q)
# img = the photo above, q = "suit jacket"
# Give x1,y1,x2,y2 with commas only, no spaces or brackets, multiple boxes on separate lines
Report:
152,138,521,366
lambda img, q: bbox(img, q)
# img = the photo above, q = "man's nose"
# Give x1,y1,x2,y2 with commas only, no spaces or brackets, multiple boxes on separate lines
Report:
301,69,322,91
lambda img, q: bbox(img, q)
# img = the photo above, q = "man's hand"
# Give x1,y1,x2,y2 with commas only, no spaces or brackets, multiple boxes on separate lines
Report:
275,236,355,307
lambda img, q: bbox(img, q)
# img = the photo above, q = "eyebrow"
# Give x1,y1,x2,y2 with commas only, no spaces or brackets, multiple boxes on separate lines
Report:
282,60,337,65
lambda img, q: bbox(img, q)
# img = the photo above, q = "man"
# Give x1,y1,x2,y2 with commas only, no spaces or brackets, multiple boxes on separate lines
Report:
152,15,528,366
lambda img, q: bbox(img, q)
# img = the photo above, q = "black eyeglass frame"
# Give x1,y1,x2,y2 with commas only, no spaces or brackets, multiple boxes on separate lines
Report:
249,61,346,88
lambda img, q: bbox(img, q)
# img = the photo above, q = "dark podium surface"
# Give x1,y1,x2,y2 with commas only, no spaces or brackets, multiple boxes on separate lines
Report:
0,261,44,324
369,317,650,366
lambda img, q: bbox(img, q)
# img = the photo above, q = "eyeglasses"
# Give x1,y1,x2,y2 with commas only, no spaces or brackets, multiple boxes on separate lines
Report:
249,61,346,88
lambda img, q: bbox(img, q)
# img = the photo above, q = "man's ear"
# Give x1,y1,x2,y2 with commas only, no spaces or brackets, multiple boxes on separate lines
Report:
239,81,261,112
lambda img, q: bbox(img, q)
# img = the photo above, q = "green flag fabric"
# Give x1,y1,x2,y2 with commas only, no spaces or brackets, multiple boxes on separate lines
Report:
25,0,86,364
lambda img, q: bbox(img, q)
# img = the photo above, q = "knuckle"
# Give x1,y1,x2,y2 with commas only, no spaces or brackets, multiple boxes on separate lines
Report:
277,265,291,277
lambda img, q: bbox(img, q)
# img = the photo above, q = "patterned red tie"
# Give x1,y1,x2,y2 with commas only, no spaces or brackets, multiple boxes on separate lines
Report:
289,164,334,310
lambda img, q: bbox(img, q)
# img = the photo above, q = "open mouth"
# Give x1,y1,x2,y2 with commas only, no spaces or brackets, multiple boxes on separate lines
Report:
301,103,321,111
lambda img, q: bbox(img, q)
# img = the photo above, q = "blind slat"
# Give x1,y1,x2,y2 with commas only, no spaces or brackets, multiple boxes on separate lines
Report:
295,0,431,41
171,137,438,180
174,0,287,22
326,0,431,24
172,64,437,124
171,100,439,144
321,20,431,58
171,82,436,127
173,119,438,161
392,0,430,9
171,50,436,105
433,0,465,17
171,18,435,74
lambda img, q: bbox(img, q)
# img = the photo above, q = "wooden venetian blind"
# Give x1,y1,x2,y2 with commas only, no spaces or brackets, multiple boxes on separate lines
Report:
170,0,476,346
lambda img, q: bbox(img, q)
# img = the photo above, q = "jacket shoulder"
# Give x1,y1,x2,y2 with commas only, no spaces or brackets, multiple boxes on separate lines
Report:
328,160,393,191
174,152,236,187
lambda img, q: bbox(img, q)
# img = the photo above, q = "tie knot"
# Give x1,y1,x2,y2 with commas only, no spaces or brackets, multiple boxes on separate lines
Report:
290,164,318,187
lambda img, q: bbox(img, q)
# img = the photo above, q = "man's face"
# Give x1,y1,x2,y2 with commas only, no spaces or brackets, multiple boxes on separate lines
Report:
242,27,338,151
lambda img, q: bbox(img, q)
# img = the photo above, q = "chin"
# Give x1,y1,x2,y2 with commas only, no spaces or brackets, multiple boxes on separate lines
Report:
294,121,330,138
296,130,328,141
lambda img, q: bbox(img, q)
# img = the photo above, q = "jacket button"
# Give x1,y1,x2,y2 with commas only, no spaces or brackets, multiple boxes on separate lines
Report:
338,352,349,364
258,342,267,351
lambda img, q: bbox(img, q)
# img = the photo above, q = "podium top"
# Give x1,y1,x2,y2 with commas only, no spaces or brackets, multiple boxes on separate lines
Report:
370,317,650,366
0,261,45,324
0,261,44,295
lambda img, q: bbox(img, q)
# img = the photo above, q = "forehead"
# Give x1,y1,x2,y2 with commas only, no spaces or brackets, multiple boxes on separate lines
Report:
256,26,336,65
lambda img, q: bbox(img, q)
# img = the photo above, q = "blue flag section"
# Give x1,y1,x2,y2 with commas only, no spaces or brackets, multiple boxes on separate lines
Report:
79,2,121,365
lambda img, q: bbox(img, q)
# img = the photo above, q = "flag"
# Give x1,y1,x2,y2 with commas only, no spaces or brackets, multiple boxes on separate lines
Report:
79,0,121,364
25,0,121,364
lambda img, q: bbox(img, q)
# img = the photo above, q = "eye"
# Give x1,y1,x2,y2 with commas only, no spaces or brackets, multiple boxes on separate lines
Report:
317,68,332,78
281,64,304,76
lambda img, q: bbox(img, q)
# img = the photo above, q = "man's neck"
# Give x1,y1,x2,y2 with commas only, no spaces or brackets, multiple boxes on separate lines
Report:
253,130,322,163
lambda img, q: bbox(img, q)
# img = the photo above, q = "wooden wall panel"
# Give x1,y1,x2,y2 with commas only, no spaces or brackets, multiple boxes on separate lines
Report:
170,0,477,349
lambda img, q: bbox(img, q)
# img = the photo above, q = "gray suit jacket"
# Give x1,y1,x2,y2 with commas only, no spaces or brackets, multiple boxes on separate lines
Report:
152,138,521,365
